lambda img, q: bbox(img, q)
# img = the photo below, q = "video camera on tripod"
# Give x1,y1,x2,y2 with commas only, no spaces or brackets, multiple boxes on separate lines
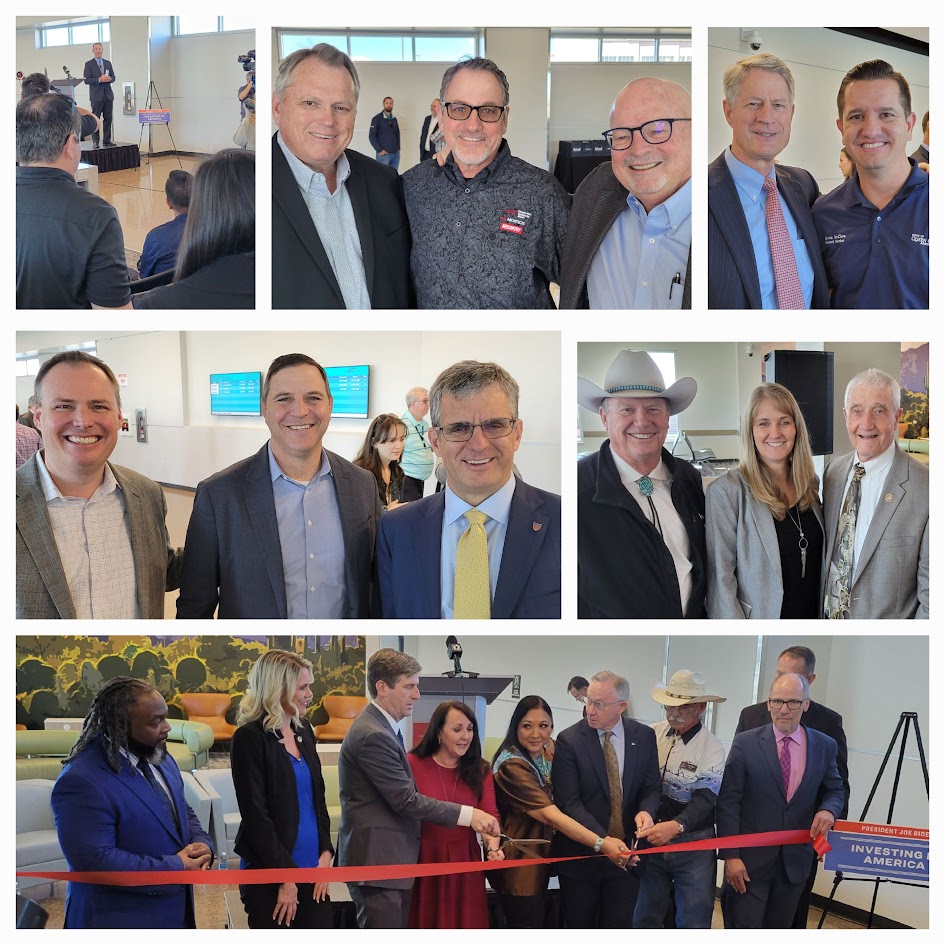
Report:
237,49,255,112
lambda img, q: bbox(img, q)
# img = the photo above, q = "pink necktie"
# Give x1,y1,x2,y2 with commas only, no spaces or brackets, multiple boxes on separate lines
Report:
779,735,792,798
763,176,805,309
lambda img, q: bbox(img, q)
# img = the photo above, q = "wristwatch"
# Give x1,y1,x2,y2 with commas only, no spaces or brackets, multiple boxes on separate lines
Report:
593,836,605,853
676,822,686,836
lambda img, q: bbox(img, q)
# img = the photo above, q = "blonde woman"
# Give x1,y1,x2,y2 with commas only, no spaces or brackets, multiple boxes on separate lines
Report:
231,649,333,928
706,383,824,618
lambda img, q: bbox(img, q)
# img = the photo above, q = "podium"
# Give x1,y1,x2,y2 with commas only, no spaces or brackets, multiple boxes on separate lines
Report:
413,675,513,746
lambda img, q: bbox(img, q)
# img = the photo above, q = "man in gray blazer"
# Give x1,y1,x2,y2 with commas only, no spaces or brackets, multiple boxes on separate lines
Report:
823,368,928,619
338,649,499,928
16,351,181,619
176,353,381,618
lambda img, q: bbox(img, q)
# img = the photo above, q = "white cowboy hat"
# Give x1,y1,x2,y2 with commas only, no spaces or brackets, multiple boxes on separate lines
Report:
578,350,696,415
651,670,726,706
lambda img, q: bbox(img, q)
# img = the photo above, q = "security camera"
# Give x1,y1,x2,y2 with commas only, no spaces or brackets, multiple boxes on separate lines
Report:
742,29,763,51
746,344,754,358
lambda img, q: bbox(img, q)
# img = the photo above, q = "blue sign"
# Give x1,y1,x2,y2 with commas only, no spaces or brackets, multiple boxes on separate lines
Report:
824,830,929,884
139,110,171,124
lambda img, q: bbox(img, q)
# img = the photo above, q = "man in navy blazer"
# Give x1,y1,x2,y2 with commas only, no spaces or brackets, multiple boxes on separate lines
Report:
83,42,116,147
717,672,845,929
177,354,381,618
552,670,662,927
376,360,560,619
51,678,213,928
708,53,829,309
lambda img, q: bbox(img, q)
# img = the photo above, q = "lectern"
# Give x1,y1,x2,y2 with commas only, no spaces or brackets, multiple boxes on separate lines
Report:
413,675,513,745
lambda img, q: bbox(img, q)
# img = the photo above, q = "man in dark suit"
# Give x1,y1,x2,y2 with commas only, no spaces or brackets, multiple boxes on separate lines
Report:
176,353,381,619
734,645,849,928
708,53,828,309
83,42,116,147
51,677,213,928
376,360,560,619
552,670,662,927
419,98,441,161
338,648,499,928
272,44,411,309
911,111,929,164
718,672,845,929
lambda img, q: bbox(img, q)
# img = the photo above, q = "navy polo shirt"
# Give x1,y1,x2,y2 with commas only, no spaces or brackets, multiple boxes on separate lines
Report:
812,159,928,309
138,212,187,278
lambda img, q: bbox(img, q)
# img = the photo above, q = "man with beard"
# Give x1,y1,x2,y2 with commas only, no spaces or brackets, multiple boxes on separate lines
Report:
51,677,214,928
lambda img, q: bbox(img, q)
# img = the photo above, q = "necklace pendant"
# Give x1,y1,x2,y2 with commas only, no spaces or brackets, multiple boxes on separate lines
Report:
800,545,807,580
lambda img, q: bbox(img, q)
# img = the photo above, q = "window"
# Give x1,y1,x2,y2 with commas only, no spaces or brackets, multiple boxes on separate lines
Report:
551,33,691,64
174,17,254,36
277,30,481,63
38,19,110,49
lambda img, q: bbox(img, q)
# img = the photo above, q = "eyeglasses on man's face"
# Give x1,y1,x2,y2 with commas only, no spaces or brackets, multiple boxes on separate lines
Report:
435,418,517,442
442,102,507,122
603,118,691,150
768,698,805,710
582,696,625,712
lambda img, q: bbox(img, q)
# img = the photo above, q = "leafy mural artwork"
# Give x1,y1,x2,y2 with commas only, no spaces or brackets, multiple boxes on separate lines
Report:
16,635,367,729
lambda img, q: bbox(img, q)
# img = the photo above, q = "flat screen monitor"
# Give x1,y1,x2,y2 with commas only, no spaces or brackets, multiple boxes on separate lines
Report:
326,364,370,418
210,371,262,416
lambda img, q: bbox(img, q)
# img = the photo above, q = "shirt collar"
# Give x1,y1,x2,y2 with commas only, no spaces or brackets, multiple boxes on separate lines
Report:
725,145,774,199
663,720,702,744
599,719,624,739
443,473,516,527
627,177,692,228
277,131,351,196
777,727,802,746
36,451,118,502
844,158,928,209
268,443,333,485
610,447,669,489
373,701,402,737
853,440,898,478
444,138,511,187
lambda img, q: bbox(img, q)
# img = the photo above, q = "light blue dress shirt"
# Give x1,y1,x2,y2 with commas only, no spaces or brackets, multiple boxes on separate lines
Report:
724,148,814,308
587,178,691,309
439,475,516,619
268,445,348,619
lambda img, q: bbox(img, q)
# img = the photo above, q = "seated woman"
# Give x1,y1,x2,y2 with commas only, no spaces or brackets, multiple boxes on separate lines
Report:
490,696,626,929
407,701,503,928
230,649,333,928
705,382,824,619
353,413,408,510
134,148,254,309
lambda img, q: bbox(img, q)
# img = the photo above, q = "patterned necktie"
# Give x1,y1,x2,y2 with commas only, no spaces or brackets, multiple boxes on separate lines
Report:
602,731,624,838
763,177,805,309
454,509,490,619
396,727,405,750
779,735,793,799
137,755,179,829
825,463,866,618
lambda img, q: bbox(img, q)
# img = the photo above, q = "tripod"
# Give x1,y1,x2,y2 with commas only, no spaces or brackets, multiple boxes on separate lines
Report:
138,80,182,168
817,711,928,929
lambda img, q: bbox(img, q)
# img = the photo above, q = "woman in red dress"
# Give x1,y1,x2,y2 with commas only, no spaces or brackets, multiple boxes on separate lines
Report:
407,700,503,928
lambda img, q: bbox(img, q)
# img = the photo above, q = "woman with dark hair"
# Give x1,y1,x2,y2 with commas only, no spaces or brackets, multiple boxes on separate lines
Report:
134,148,255,309
490,695,626,928
353,413,408,509
407,700,503,928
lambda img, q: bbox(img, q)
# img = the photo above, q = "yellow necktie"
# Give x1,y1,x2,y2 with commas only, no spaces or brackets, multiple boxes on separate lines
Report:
603,731,624,838
454,509,491,619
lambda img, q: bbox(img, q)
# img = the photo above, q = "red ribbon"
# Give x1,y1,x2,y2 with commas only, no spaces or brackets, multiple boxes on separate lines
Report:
16,829,831,886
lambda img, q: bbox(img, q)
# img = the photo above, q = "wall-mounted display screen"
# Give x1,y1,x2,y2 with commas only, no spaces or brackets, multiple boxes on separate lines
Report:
326,364,370,419
210,371,262,416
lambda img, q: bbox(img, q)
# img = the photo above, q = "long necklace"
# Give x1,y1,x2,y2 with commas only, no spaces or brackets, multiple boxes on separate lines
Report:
786,503,809,579
434,757,460,803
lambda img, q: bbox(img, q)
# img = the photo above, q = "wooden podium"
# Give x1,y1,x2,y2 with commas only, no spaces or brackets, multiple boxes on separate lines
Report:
412,674,513,746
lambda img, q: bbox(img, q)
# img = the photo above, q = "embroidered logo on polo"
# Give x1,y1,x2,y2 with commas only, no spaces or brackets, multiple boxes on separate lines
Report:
911,233,929,246
823,233,846,245
499,209,531,235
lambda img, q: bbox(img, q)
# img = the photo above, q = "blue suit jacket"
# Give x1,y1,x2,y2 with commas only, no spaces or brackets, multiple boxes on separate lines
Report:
716,724,845,884
375,477,560,618
51,736,213,929
708,151,829,309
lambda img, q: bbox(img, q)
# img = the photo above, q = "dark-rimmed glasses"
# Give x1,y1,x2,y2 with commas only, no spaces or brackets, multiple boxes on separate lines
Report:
603,118,691,150
435,418,517,442
442,102,507,122
768,698,805,710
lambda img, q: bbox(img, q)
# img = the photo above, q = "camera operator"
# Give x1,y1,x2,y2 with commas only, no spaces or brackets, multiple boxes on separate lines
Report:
235,50,256,151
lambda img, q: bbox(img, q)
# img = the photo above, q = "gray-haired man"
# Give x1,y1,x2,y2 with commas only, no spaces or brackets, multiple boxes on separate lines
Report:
400,387,433,501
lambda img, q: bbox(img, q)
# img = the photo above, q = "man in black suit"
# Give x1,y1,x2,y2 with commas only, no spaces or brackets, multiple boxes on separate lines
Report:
83,42,116,147
910,111,929,165
272,44,411,309
733,645,849,928
708,53,828,309
551,670,662,927
419,98,440,161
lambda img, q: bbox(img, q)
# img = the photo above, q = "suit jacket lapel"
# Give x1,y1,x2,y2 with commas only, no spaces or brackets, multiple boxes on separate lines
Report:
243,444,288,618
493,480,549,618
747,488,783,577
417,494,445,616
115,758,184,845
760,726,788,802
111,464,152,618
777,166,822,282
346,160,375,303
792,725,820,803
854,449,908,584
620,718,636,805
580,721,611,800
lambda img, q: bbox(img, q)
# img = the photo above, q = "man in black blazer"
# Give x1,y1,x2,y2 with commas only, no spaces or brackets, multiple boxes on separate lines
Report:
176,353,381,619
910,111,929,165
83,42,116,147
733,645,849,928
272,44,411,309
552,670,662,927
419,99,440,161
708,53,828,309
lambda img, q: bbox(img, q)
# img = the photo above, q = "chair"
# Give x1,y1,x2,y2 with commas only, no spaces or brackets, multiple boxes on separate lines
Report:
313,695,368,743
129,267,174,293
179,770,212,834
193,768,241,867
16,779,67,897
180,693,237,743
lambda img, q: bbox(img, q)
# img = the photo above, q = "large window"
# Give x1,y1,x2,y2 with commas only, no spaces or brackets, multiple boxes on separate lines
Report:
174,17,254,36
38,19,110,49
551,33,691,63
278,30,480,63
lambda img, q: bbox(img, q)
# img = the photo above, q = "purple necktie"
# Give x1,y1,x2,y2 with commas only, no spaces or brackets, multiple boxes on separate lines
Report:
779,735,792,798
763,177,805,309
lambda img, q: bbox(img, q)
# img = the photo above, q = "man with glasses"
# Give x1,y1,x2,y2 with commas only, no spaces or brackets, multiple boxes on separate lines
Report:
376,360,560,618
16,93,131,309
633,671,726,929
399,386,433,501
560,77,692,309
717,672,844,928
402,58,570,308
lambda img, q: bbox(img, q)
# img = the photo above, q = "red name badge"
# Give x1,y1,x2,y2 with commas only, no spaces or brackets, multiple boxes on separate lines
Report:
499,209,531,235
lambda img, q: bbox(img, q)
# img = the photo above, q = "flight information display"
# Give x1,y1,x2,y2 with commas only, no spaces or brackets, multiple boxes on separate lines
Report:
326,364,370,418
210,371,262,416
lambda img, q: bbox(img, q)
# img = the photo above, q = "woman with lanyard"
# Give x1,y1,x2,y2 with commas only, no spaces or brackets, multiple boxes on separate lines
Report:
353,413,408,510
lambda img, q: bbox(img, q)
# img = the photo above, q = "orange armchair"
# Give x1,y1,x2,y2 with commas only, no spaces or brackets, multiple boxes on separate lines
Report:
314,695,368,743
180,693,237,743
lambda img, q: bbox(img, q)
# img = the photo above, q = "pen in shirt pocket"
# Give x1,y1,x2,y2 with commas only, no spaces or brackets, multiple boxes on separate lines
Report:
669,272,681,300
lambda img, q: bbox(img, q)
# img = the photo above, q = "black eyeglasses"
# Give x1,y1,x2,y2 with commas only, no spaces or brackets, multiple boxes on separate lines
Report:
442,102,507,122
603,118,691,150
767,698,805,710
436,418,517,442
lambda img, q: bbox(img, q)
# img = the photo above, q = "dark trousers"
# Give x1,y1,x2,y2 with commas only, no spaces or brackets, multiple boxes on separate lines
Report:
559,866,640,928
498,892,545,928
348,884,412,929
92,97,113,144
239,883,333,929
723,864,804,928
793,857,819,928
402,475,426,502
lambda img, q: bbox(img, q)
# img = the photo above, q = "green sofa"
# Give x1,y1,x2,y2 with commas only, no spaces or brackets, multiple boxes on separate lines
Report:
16,720,216,780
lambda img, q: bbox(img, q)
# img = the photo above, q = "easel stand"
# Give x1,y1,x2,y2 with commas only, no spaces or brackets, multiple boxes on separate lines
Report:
817,711,929,929
138,80,182,168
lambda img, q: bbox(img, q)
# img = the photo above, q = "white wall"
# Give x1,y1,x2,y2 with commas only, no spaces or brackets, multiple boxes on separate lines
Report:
708,28,929,194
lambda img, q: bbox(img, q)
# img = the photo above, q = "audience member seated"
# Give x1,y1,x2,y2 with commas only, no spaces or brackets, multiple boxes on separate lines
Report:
353,413,408,510
134,148,255,309
138,170,192,278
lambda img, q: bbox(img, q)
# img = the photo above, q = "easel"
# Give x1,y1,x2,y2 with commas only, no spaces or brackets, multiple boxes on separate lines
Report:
817,711,929,929
138,80,182,168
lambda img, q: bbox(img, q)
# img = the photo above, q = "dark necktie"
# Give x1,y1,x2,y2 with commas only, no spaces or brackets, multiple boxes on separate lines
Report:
396,727,405,750
779,736,793,799
98,60,104,75
602,731,624,838
763,177,805,309
137,755,179,829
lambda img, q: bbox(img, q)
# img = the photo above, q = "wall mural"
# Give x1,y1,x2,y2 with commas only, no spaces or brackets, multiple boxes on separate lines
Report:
900,342,929,440
16,635,365,730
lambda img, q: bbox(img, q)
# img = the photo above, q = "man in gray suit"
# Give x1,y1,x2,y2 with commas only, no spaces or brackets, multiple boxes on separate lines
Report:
16,351,181,619
823,368,928,619
338,649,500,928
177,353,381,618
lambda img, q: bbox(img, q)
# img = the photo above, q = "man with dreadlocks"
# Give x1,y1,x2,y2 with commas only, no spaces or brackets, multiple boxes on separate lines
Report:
51,677,214,928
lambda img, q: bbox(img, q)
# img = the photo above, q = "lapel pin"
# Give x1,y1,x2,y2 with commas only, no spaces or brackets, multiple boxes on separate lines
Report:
884,493,894,503
532,522,542,531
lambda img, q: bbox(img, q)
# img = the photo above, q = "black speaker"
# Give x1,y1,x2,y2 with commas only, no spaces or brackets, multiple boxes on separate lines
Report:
763,350,835,455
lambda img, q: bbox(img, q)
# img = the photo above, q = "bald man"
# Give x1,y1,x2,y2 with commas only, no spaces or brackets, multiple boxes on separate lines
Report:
559,78,691,309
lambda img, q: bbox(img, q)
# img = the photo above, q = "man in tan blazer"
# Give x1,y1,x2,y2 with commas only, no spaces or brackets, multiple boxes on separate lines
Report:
16,351,181,619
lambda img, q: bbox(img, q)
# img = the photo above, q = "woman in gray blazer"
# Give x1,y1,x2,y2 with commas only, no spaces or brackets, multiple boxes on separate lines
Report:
706,383,824,618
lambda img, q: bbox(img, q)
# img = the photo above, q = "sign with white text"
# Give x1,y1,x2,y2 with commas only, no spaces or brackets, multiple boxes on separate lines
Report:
824,821,929,884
